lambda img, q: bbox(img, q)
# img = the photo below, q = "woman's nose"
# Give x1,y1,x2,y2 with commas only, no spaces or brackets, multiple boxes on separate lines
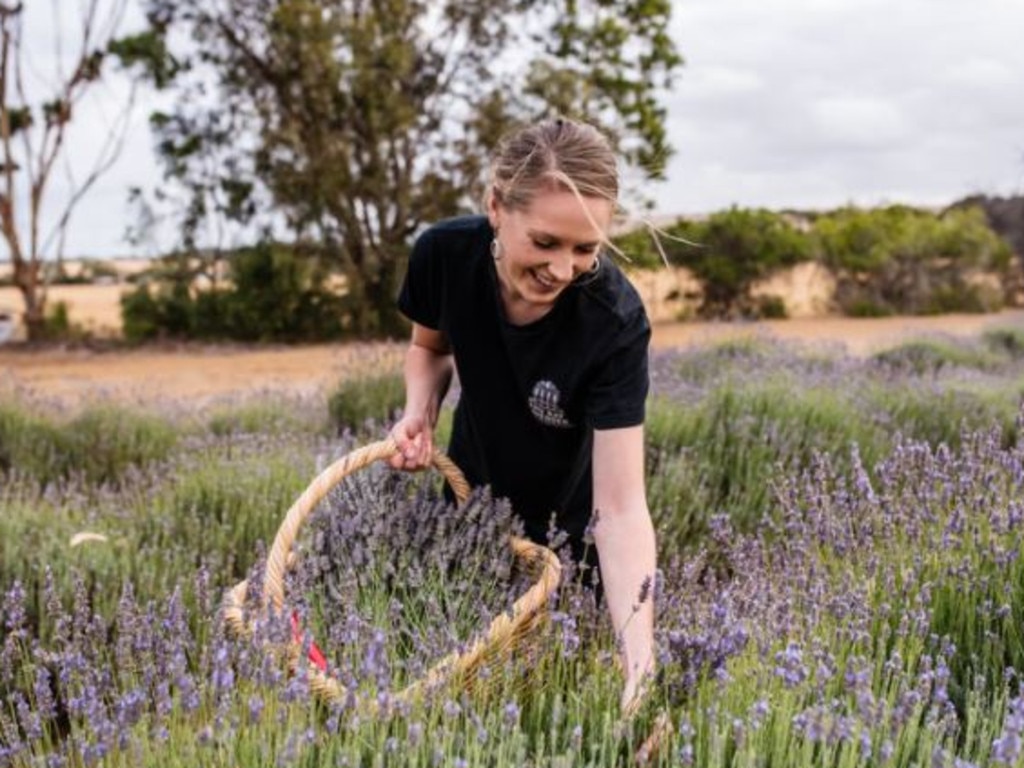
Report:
547,251,574,282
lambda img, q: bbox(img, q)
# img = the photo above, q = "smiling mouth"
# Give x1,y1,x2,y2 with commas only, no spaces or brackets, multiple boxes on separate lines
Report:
529,269,563,292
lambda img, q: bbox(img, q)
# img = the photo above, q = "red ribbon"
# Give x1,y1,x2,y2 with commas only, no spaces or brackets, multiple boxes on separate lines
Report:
290,611,328,672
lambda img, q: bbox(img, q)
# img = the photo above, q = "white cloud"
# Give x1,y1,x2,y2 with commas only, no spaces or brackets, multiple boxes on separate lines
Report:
808,97,914,150
685,66,763,97
943,58,1017,90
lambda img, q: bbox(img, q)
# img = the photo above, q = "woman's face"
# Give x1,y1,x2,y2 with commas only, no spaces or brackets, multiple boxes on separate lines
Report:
489,186,614,314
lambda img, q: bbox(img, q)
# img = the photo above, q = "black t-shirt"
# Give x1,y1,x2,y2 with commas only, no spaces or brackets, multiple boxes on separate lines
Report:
398,215,650,554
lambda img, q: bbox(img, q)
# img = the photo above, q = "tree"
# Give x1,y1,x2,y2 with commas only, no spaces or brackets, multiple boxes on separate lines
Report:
665,208,813,319
134,0,681,337
815,205,1012,316
120,241,347,342
0,1,156,340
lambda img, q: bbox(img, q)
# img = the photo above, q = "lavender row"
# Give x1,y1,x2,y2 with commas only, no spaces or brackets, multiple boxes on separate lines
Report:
1,332,1023,764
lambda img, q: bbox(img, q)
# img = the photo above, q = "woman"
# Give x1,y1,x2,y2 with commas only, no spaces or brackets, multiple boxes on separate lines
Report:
388,117,656,712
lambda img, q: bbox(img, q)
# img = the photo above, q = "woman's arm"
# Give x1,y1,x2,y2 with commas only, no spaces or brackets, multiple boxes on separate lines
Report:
592,424,657,714
389,322,454,470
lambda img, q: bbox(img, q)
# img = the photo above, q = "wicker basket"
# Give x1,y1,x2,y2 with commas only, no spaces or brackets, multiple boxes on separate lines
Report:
222,438,562,711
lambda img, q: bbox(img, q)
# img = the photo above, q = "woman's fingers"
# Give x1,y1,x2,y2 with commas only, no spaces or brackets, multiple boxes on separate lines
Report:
389,421,434,471
388,422,414,469
408,432,433,470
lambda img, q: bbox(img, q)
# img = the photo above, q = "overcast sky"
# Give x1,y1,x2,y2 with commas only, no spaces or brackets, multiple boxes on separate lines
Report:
15,0,1024,258
659,0,1024,218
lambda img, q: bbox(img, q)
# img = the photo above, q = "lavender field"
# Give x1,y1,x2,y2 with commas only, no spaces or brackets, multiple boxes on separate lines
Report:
3,330,1024,767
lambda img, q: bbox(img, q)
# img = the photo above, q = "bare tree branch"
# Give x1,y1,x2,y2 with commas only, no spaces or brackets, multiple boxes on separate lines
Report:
44,80,138,260
0,0,135,338
0,4,24,265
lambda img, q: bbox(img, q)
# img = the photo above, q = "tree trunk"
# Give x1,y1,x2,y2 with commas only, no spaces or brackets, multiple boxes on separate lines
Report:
343,250,408,339
22,306,45,341
13,260,46,341
345,276,407,339
364,264,407,339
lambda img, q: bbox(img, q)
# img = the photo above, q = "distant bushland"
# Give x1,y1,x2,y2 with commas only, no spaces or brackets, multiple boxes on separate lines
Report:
614,202,1018,321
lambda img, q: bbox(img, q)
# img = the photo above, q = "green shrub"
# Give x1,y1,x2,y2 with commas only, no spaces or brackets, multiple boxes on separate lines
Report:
205,397,326,437
870,339,1003,375
37,300,90,342
120,241,348,342
845,298,894,317
120,282,194,342
922,284,1002,315
65,406,179,484
671,336,777,386
137,446,311,583
328,372,406,434
0,404,62,479
84,260,121,282
755,295,787,319
982,327,1024,359
43,300,72,337
0,400,178,485
815,204,1012,316
863,384,1018,451
0,439,315,641
646,384,879,549
120,284,161,342
216,241,346,342
661,207,813,318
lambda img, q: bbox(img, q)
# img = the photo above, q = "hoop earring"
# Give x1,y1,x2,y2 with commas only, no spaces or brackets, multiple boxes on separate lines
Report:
573,254,603,285
573,256,602,286
490,238,503,261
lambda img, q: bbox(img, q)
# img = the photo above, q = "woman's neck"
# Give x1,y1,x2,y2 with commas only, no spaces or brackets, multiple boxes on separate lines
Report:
496,277,555,326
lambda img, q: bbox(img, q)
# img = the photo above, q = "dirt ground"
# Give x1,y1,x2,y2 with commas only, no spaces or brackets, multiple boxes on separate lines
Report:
5,263,1021,406
3,310,1024,406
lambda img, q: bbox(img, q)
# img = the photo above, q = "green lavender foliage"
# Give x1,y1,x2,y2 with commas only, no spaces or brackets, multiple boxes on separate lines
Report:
2,332,1024,766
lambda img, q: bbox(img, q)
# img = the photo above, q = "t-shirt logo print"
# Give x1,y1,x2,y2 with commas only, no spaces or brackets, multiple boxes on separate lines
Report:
528,380,573,428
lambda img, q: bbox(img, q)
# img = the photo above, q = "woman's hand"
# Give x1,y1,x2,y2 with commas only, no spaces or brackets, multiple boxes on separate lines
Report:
620,660,655,719
388,414,435,471
390,323,452,472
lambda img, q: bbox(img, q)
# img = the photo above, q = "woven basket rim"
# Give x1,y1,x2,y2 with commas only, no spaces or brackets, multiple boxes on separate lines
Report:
222,438,561,709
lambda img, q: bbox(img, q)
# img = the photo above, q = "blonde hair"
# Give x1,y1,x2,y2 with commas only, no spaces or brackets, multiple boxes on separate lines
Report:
487,117,690,268
487,117,620,214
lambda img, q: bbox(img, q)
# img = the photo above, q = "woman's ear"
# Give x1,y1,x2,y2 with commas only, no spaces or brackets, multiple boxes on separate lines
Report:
486,189,503,231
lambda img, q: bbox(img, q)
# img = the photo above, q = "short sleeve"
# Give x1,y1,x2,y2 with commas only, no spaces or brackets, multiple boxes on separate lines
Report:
584,308,651,429
397,227,443,330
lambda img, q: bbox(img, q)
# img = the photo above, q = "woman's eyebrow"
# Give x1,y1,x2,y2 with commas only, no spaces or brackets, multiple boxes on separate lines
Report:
527,229,600,248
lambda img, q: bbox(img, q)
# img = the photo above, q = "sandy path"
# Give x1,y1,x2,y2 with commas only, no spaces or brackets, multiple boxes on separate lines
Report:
0,342,407,405
2,310,1024,404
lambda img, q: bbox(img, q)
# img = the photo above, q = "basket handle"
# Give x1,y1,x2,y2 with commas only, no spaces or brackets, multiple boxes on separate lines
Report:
262,437,471,613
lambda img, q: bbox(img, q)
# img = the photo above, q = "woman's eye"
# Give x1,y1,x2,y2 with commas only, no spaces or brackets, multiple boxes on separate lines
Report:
533,240,556,250
574,245,598,256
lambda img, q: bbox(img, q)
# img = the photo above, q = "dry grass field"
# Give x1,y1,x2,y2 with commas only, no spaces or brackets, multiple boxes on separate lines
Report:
3,310,1024,405
3,261,1024,404
0,284,125,337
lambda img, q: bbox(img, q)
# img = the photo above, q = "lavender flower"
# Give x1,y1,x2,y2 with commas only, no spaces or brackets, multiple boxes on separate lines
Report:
503,700,521,728
210,644,235,693
774,642,808,689
248,694,264,724
992,696,1024,765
